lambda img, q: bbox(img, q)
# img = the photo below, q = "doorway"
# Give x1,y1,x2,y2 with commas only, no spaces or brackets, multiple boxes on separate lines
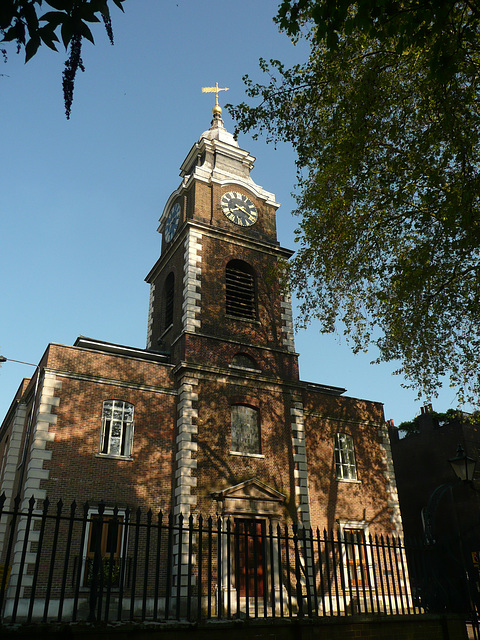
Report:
235,518,265,597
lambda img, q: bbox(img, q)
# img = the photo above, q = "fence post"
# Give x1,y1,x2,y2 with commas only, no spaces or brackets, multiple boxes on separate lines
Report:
88,502,105,622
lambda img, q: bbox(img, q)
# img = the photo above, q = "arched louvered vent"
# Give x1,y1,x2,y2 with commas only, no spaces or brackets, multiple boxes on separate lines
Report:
231,353,257,370
226,260,256,319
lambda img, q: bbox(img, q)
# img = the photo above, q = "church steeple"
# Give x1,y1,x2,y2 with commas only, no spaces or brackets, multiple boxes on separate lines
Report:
145,105,298,382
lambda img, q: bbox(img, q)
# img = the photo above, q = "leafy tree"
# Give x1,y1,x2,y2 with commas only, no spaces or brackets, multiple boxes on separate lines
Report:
398,408,478,436
1,0,126,118
228,1,480,405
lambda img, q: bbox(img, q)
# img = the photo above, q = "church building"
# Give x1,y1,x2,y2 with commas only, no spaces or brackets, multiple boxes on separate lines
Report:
0,99,403,607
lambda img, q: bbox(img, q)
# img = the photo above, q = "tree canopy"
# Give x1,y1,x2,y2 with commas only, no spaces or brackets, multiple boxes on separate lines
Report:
1,0,126,118
228,1,480,405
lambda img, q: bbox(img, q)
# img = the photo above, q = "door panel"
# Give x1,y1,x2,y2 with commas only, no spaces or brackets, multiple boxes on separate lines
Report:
235,519,265,597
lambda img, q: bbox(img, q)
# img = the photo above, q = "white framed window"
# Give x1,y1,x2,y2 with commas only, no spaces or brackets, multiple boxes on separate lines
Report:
334,432,357,480
99,400,134,458
81,508,126,588
231,405,260,455
338,521,371,589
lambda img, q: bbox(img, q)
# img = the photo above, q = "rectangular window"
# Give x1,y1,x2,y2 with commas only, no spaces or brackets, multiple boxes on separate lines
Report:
231,405,260,455
84,513,124,587
334,433,357,480
343,528,369,588
99,400,134,457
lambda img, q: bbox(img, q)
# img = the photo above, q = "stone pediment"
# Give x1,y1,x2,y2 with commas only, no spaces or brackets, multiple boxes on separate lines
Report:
214,478,286,517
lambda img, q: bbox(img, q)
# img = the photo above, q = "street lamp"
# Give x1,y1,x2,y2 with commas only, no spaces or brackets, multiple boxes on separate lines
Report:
423,445,477,544
449,445,477,483
0,356,39,368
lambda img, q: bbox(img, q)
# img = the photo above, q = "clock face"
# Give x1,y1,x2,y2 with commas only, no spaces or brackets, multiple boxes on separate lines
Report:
164,202,181,242
221,191,258,227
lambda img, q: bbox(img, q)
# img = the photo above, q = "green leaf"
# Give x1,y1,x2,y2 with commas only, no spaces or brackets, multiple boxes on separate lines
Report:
112,0,126,12
76,19,95,44
61,18,73,48
25,35,41,62
39,11,67,26
1,25,22,43
39,24,60,51
46,0,75,11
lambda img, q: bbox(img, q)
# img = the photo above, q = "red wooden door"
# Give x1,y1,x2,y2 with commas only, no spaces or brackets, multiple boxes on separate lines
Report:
235,519,265,596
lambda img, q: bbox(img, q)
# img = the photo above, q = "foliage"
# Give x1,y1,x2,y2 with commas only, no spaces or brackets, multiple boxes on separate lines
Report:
276,0,480,78
0,0,126,117
228,1,480,405
398,407,480,435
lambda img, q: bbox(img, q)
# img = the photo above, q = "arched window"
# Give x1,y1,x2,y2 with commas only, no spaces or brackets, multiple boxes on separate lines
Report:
226,260,256,320
164,272,174,329
334,433,357,480
99,400,134,457
231,405,260,455
231,353,258,370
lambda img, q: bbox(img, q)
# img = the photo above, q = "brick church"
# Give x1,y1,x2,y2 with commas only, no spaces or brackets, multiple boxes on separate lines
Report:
0,98,403,578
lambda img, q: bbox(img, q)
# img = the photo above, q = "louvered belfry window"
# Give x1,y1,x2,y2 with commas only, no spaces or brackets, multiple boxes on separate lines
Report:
226,260,256,319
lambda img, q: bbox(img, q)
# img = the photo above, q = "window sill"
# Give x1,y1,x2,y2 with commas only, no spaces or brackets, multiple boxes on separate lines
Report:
336,477,361,484
228,364,263,374
229,451,265,459
225,314,261,325
160,324,173,339
95,453,133,461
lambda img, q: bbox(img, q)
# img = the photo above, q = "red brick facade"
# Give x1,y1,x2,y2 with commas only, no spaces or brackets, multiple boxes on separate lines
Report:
0,112,403,602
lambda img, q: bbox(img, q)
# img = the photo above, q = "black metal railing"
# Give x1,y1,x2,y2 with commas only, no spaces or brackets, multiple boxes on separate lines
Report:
0,493,478,631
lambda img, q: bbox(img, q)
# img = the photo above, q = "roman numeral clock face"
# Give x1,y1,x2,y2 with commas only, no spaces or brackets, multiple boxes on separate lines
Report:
164,202,181,242
221,192,258,227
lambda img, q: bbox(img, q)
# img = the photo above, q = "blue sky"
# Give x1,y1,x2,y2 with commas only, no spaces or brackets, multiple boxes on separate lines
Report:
0,0,467,427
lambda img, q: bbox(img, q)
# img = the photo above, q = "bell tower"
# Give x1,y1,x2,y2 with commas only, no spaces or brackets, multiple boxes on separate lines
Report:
145,95,299,383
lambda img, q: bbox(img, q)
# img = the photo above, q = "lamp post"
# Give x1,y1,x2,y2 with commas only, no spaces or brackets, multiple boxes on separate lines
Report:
420,445,478,616
423,444,477,544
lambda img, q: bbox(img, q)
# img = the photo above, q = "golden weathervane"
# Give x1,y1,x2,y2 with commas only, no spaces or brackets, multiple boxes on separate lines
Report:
202,82,229,114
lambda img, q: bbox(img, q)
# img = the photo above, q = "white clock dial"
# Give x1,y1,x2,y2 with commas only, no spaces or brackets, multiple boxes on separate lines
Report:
221,192,258,227
164,202,181,242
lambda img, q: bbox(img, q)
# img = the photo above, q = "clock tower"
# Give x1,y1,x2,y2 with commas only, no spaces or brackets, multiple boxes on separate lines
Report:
145,101,299,383
145,98,310,529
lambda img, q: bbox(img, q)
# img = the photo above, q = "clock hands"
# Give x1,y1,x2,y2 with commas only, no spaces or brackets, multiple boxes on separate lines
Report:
231,204,249,215
221,191,258,226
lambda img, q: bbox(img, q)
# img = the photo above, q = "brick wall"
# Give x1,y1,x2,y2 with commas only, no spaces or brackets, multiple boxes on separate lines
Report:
32,344,177,514
193,375,296,520
303,391,397,534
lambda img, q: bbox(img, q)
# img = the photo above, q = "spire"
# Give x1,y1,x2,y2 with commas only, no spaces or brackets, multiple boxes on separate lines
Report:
200,82,238,147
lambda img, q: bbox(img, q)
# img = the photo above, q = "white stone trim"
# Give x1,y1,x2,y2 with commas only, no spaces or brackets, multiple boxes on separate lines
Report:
378,423,404,536
0,402,27,553
174,377,199,520
146,282,155,349
7,372,61,599
290,398,311,528
182,229,202,333
281,291,295,353
172,376,200,593
22,372,61,504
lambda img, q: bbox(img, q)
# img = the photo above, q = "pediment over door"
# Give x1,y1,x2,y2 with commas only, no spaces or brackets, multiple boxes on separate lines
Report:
213,478,286,518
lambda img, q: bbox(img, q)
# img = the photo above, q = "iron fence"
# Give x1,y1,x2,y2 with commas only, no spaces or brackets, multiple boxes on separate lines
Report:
0,492,478,631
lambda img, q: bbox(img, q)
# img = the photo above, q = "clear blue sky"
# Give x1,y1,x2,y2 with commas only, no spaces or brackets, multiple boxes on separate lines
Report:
0,0,468,427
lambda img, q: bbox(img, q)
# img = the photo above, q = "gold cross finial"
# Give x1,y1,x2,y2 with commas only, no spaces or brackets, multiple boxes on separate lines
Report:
202,82,229,114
